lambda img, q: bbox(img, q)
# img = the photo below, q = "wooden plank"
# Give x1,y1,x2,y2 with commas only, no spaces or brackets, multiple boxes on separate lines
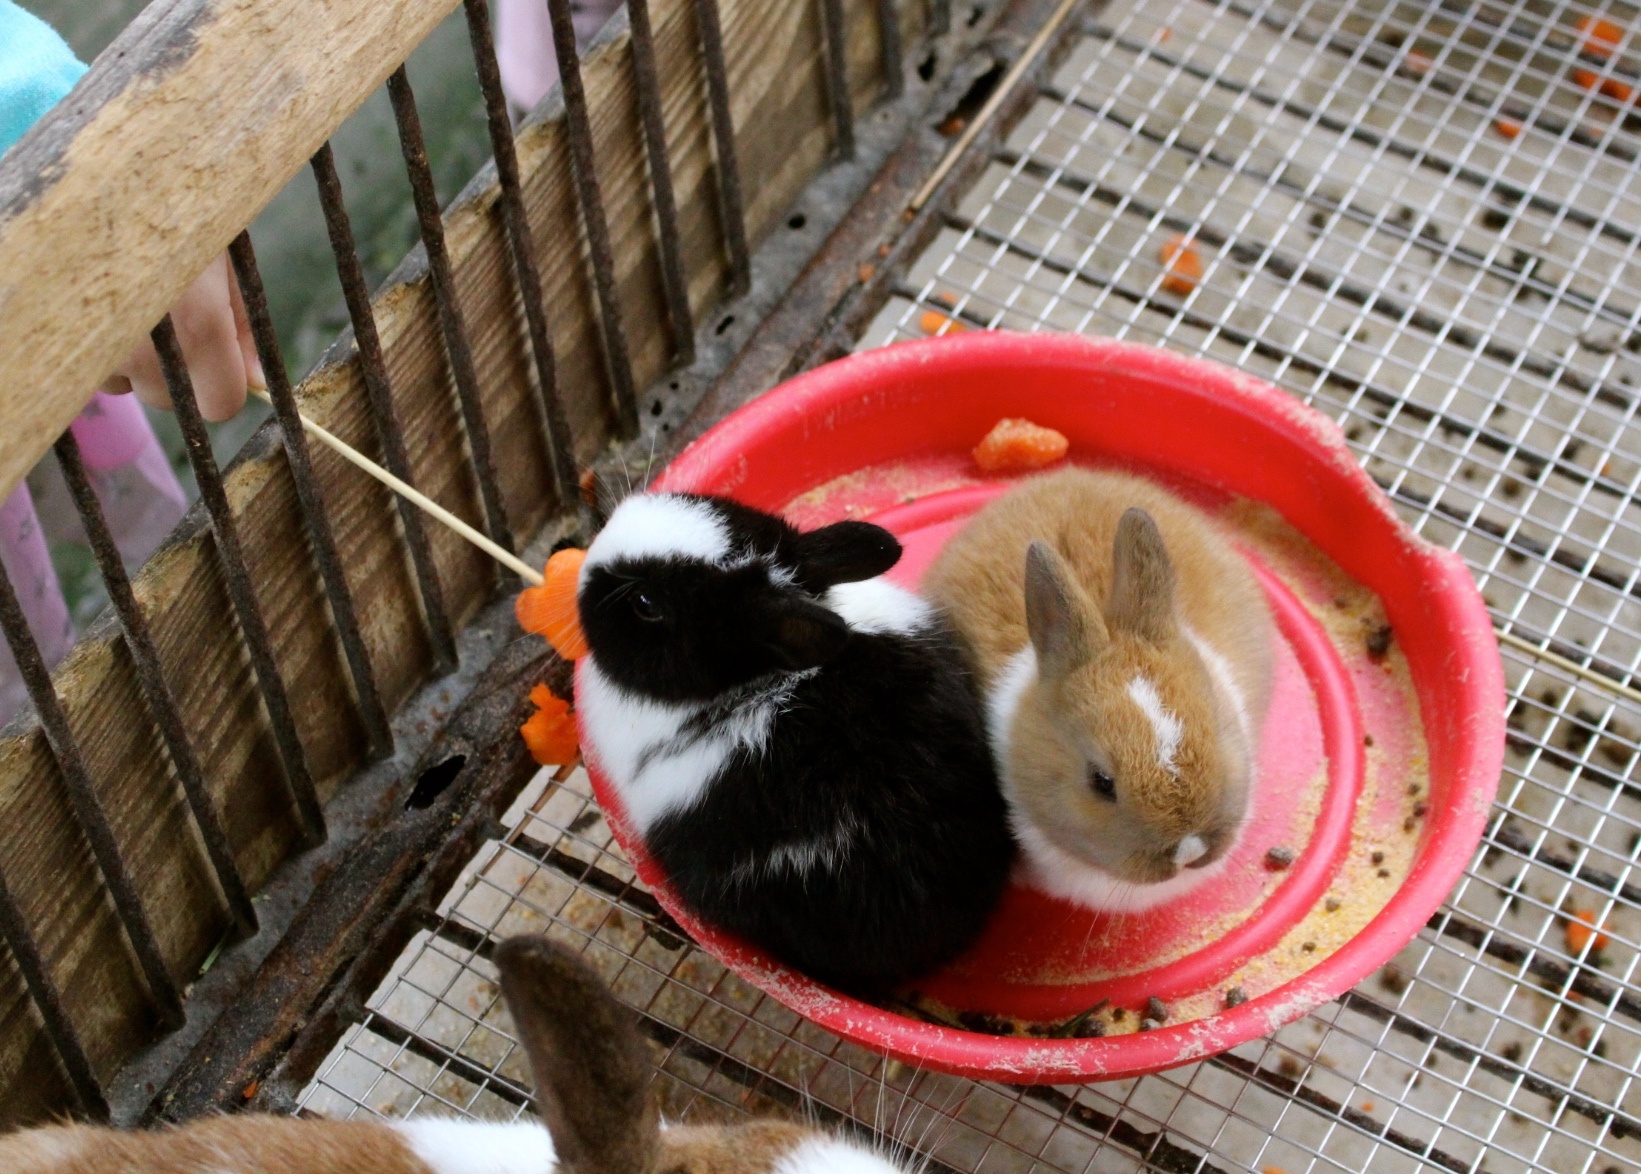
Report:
0,0,465,506
0,0,910,1126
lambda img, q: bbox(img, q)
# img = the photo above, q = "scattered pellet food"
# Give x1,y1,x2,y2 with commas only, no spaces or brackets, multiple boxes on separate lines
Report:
1371,850,1385,865
1364,733,1374,747
1139,1017,1161,1032
1225,987,1248,1007
1501,1040,1522,1062
1302,941,1316,953
1380,964,1409,995
1408,782,1421,796
1111,1007,1126,1022
1403,817,1418,833
1325,898,1341,912
1413,801,1428,818
1146,996,1168,1023
1479,207,1510,230
1365,622,1394,660
1265,845,1296,870
1377,868,1391,878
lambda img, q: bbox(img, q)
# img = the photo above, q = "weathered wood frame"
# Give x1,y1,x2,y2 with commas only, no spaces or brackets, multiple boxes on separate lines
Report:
0,0,921,1124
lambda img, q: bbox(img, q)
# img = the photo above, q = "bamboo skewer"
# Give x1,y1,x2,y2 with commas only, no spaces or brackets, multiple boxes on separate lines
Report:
250,387,544,586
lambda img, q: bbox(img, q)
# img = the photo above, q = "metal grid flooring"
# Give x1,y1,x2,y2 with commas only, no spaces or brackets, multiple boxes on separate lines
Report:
301,2,1641,1171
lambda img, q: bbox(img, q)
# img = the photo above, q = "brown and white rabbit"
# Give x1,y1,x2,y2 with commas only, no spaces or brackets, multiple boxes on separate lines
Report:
925,468,1272,912
0,934,910,1174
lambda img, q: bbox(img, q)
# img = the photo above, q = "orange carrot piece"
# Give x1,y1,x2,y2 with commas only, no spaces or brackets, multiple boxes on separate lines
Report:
521,683,579,766
973,418,1070,474
1573,66,1601,89
1576,14,1623,59
1404,49,1433,75
1160,234,1204,295
516,547,589,660
1495,118,1523,138
1602,76,1635,102
1566,908,1611,955
919,308,968,336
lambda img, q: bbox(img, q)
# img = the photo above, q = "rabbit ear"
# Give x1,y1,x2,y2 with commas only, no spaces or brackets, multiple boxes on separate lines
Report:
794,520,902,588
760,593,851,670
1106,508,1177,644
1025,541,1102,681
494,936,658,1174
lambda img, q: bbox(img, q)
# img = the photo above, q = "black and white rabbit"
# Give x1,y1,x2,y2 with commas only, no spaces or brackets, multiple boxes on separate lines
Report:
575,492,1014,995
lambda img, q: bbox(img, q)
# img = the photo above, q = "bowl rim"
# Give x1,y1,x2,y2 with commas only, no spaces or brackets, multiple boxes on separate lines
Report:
583,331,1504,1082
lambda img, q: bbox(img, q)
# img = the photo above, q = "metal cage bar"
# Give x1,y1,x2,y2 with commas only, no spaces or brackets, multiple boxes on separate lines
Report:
546,0,641,438
819,0,858,160
0,555,184,1029
387,65,517,560
51,429,259,940
460,0,583,514
689,0,752,296
310,142,461,673
153,316,326,848
229,230,395,763
628,0,698,364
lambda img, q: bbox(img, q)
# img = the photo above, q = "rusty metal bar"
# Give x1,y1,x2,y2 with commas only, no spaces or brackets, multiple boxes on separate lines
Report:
153,316,326,848
627,0,696,363
876,0,904,99
386,66,516,560
228,232,393,763
690,0,751,295
310,143,459,673
52,431,258,940
545,0,640,437
460,0,581,513
0,551,185,1028
818,0,856,160
0,864,107,1120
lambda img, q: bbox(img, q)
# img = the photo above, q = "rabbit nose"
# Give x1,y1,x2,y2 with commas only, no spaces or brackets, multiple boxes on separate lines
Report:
1171,835,1209,868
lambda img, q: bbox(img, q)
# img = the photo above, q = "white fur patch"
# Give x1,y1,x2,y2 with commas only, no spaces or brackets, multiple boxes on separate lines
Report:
824,578,933,635
393,1118,556,1174
1011,814,1228,912
1125,676,1183,778
1172,834,1208,867
577,657,806,833
774,1134,905,1174
583,495,730,579
727,816,857,891
984,645,1039,771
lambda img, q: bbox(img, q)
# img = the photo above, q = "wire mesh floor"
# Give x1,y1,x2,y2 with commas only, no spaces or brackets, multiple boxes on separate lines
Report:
301,2,1641,1171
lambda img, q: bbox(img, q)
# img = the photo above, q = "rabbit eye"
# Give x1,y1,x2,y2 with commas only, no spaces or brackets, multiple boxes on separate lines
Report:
1088,769,1116,801
631,590,665,622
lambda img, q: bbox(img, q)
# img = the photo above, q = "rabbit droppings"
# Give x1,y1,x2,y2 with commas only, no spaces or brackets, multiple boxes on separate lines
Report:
575,492,1014,996
0,935,912,1174
925,469,1272,913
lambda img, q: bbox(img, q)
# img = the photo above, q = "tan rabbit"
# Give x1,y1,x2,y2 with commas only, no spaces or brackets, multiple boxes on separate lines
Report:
925,468,1271,911
0,935,907,1174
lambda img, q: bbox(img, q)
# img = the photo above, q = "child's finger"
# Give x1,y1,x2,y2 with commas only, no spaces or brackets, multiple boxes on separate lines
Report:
116,339,172,411
227,262,265,390
168,255,249,421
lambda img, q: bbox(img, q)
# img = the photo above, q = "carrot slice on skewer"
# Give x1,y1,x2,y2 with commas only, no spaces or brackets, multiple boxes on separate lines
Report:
516,547,589,660
974,418,1070,474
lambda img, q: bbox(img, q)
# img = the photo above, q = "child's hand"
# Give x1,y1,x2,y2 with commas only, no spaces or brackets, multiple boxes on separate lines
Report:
102,252,264,422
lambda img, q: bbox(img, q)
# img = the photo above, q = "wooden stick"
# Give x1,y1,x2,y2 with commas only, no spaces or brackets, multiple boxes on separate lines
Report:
1493,627,1641,708
251,388,545,586
908,0,1084,212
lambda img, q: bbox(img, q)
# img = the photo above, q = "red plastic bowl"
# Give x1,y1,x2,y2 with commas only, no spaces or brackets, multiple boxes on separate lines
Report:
578,332,1503,1082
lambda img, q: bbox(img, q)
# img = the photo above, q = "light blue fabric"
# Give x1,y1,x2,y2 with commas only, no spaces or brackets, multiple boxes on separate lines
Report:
0,1,86,158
